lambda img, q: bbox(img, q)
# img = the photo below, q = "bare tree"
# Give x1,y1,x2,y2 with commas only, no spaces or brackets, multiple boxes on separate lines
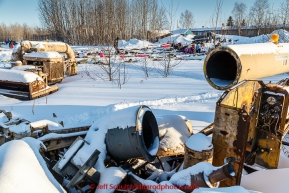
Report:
156,0,182,78
179,10,194,29
249,0,270,36
280,0,289,29
232,2,247,35
210,0,224,45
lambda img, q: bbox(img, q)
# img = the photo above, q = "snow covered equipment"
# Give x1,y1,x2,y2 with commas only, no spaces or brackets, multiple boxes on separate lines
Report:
211,79,289,187
11,40,78,85
53,136,100,189
0,69,58,100
204,42,289,90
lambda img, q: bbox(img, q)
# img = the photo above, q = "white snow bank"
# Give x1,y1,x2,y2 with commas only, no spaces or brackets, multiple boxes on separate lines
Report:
241,168,289,193
0,139,65,193
24,51,63,59
0,68,44,83
192,186,254,193
96,167,127,193
119,39,152,50
185,133,213,152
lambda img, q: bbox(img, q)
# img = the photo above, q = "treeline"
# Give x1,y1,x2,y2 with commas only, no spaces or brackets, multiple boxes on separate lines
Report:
0,23,47,43
38,0,168,45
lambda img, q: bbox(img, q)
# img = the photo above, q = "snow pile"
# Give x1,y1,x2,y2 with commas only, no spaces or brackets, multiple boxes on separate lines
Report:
96,167,127,193
169,162,217,186
24,51,63,59
31,43,45,50
158,34,193,45
192,186,254,193
157,114,192,155
0,139,65,193
11,65,35,71
0,69,45,83
8,121,30,135
118,38,152,50
0,49,13,61
30,119,63,131
185,133,212,152
271,29,289,43
241,168,289,193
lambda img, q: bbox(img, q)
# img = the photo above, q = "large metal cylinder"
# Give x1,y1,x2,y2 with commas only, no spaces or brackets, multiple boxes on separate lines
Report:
204,42,289,90
105,105,159,162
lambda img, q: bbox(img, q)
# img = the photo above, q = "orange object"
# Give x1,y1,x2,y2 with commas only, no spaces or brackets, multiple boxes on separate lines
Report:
270,33,279,44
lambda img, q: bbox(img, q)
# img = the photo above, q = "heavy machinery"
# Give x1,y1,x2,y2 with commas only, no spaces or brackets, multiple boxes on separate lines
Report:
202,36,289,187
0,41,77,100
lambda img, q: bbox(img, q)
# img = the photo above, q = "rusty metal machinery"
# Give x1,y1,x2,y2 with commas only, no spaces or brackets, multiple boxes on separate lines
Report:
11,40,77,76
203,40,289,187
210,79,289,187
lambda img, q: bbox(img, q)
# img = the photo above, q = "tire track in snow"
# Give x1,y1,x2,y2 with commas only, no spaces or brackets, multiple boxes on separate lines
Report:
113,91,222,110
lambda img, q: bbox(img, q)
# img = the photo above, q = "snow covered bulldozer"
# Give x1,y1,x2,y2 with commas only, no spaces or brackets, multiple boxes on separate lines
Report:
0,41,77,100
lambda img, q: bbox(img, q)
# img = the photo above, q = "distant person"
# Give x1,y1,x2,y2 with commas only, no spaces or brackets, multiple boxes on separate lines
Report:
9,40,14,49
196,43,200,53
99,51,104,58
7,38,11,45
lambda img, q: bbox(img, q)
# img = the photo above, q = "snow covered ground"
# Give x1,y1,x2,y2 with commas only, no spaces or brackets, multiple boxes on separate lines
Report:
1,31,289,193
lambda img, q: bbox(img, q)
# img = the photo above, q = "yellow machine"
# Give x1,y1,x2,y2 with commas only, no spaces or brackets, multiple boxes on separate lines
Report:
204,37,289,187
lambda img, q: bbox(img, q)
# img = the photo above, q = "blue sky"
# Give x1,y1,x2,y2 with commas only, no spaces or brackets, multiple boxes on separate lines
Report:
0,0,284,28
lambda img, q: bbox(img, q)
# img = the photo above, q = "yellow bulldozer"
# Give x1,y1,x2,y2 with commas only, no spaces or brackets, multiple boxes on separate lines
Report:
0,41,77,100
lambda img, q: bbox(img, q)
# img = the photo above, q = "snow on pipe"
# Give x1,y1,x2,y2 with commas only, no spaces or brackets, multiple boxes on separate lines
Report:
105,105,159,162
204,42,289,90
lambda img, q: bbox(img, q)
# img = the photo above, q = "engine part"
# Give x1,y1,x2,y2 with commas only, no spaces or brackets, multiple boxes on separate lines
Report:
211,79,289,187
204,42,289,90
190,162,236,190
105,105,159,162
250,82,289,169
53,136,100,189
212,80,263,187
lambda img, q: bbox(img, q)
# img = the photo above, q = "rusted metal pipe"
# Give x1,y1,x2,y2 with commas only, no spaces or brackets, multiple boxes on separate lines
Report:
199,123,214,136
105,105,159,162
208,163,235,184
204,42,289,90
190,163,236,189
